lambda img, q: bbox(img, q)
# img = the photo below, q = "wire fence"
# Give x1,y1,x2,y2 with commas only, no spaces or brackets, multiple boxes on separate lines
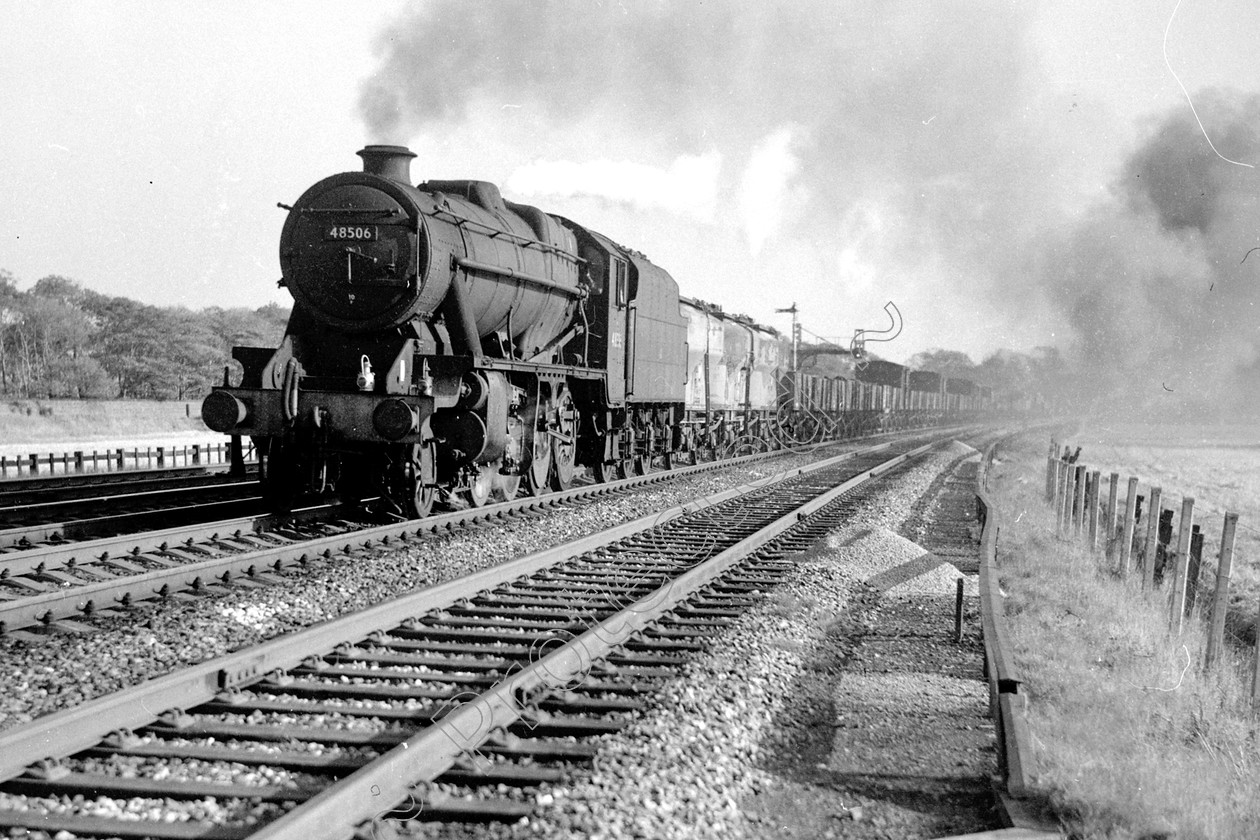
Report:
1046,437,1254,683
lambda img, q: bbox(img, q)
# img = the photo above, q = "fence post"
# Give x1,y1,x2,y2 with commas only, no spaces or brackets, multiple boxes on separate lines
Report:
1118,478,1139,578
1169,497,1196,635
1142,487,1162,590
1208,513,1239,670
1104,473,1120,560
1072,465,1087,536
1185,526,1204,614
1045,457,1056,501
1087,470,1100,552
1055,462,1067,533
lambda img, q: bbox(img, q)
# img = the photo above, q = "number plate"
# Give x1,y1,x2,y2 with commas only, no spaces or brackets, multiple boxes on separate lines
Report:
324,224,379,241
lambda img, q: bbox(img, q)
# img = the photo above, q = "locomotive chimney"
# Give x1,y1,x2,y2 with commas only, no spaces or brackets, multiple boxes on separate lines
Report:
357,145,417,183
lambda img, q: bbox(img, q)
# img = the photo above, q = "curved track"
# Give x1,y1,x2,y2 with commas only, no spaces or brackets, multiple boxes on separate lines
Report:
0,434,950,838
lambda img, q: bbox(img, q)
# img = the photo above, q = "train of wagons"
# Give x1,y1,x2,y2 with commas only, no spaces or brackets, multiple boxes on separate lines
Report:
202,145,999,518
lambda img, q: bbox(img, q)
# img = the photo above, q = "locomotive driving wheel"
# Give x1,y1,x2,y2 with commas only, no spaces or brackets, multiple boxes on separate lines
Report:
549,386,577,491
524,428,552,496
591,457,614,483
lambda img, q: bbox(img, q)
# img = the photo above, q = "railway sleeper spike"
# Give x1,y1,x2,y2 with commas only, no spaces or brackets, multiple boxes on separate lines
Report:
156,708,195,728
264,668,294,686
102,728,142,749
215,688,250,705
300,655,329,671
24,758,70,781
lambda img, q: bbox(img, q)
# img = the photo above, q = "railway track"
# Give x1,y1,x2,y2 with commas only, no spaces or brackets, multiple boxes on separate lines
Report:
0,434,946,839
0,464,255,508
0,480,267,535
0,432,923,637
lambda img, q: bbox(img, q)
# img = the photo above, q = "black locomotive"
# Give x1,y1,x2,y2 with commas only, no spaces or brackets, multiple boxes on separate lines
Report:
202,145,993,517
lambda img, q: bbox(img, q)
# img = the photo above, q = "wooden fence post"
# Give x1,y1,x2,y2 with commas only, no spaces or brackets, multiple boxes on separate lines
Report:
1072,465,1087,536
1208,513,1239,669
1045,457,1056,501
1104,473,1120,560
1142,487,1162,590
1055,462,1068,534
1063,463,1076,535
1087,470,1100,552
1118,478,1139,578
1185,526,1204,614
1169,498,1196,635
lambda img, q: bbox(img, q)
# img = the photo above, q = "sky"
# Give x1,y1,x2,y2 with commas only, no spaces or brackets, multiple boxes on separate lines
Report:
2,1,1258,395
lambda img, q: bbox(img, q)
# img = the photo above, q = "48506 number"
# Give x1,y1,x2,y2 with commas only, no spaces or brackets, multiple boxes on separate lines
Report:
325,225,378,241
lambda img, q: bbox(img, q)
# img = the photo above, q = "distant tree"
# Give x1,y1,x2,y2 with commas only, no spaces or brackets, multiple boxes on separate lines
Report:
905,349,977,379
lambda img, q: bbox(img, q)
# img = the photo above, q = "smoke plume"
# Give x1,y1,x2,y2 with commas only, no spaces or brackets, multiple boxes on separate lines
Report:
359,3,1260,419
1034,90,1260,417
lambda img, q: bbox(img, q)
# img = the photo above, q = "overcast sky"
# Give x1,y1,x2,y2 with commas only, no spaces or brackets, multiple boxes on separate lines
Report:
3,0,1257,367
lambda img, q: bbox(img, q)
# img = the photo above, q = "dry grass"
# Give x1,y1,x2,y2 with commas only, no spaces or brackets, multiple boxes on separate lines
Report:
1054,422,1260,646
990,433,1260,839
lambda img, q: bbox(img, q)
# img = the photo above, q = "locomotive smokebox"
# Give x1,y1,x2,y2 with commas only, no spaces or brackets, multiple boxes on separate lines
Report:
357,145,416,183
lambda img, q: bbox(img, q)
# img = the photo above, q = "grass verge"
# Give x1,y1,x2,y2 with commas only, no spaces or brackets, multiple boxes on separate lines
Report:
0,398,209,445
990,432,1260,839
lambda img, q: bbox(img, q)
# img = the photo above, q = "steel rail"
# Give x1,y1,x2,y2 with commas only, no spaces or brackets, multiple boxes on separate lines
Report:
253,440,935,839
0,477,261,519
0,494,269,550
0,434,930,782
0,466,246,504
0,502,353,578
0,433,899,633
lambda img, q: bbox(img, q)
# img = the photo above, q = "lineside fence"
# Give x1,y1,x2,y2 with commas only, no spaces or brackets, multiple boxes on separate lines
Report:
0,437,256,479
1045,439,1250,681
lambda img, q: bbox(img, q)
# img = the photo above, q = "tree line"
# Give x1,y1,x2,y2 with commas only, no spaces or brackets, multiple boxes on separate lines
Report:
1,268,1067,405
0,271,288,400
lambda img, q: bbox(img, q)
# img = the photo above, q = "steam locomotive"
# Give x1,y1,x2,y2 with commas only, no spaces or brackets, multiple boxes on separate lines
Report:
201,145,993,517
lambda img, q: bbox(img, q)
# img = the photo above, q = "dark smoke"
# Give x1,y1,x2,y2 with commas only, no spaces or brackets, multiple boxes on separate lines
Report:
359,4,1260,419
1037,90,1260,418
357,0,1042,235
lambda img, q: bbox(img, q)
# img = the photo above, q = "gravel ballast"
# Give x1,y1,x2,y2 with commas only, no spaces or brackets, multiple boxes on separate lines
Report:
435,440,999,840
0,446,865,733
